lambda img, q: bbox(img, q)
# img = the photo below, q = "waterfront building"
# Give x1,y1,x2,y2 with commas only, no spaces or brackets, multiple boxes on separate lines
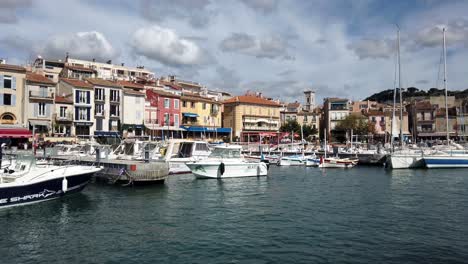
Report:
407,100,438,140
455,98,468,140
350,100,379,113
60,64,97,80
145,89,183,139
281,101,301,124
180,92,228,139
0,63,27,126
87,78,122,137
25,73,56,137
322,97,350,141
118,80,145,136
58,79,94,137
32,57,64,83
66,57,154,81
297,107,321,139
434,107,457,138
223,94,281,142
53,95,73,137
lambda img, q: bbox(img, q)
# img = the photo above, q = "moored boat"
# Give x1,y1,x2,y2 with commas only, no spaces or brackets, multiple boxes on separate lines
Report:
0,155,102,208
186,145,268,179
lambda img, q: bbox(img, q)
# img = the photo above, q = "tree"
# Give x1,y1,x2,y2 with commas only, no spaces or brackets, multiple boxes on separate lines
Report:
335,114,374,135
302,124,318,138
280,120,301,133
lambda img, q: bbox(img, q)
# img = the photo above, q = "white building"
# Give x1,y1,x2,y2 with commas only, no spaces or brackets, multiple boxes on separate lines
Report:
25,73,56,136
58,79,95,137
87,78,122,137
32,57,65,83
118,81,145,136
66,58,154,81
53,95,73,136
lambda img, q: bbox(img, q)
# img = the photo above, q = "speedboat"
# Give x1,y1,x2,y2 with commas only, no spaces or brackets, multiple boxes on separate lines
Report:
0,155,102,208
159,139,212,174
186,145,268,179
278,155,306,166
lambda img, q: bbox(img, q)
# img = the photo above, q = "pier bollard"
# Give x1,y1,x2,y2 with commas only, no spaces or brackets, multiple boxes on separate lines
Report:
144,150,150,163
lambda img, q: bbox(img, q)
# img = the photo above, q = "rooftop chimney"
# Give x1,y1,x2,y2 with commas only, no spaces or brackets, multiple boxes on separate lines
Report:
92,58,95,62
121,63,124,66
107,60,112,64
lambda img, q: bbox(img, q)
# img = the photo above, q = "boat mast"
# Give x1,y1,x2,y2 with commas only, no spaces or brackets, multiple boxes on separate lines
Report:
390,29,398,150
443,28,450,146
397,26,404,146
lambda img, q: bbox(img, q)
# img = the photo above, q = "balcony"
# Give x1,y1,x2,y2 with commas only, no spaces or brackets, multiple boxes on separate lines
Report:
29,90,54,100
95,95,105,102
145,119,159,124
95,111,105,117
243,125,278,131
54,113,73,122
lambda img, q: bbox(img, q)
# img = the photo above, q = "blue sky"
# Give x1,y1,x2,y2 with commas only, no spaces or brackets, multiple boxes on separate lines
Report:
1,0,468,104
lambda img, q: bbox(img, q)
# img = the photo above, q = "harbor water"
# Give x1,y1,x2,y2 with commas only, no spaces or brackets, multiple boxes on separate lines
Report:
1,166,468,263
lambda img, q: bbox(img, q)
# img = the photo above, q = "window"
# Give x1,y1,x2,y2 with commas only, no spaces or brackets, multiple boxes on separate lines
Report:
95,88,104,101
203,103,207,110
164,113,170,126
371,117,376,122
191,102,195,108
77,91,88,103
95,104,104,115
60,106,67,117
174,114,179,127
304,115,308,122
3,76,12,89
182,101,187,107
3,94,11,105
110,90,120,102
45,74,53,80
164,98,170,109
37,103,46,117
78,108,88,120
195,143,209,151
110,105,120,116
174,99,179,109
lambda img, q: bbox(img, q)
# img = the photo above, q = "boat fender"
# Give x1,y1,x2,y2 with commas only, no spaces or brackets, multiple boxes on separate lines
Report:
62,177,68,193
219,162,225,175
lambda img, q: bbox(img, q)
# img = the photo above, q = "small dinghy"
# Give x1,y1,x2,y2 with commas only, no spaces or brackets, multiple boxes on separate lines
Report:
0,155,102,208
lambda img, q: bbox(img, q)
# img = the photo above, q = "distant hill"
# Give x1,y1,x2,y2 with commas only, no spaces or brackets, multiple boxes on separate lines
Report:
364,87,468,103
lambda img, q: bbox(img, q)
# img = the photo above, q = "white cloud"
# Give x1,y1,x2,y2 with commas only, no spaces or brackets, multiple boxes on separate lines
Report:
131,25,206,67
347,39,394,60
40,31,117,61
410,19,468,50
220,32,294,60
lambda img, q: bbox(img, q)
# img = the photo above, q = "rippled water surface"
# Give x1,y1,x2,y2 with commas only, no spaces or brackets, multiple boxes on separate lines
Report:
1,167,468,263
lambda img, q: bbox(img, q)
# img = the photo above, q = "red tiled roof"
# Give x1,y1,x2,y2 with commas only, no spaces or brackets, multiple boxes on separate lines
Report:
26,72,55,85
86,78,120,88
55,96,73,104
287,102,301,108
61,78,93,89
146,89,180,98
0,64,26,73
65,65,96,73
223,95,280,107
117,80,145,90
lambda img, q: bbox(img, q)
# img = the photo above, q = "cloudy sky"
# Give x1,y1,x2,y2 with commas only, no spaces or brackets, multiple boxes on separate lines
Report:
1,0,468,104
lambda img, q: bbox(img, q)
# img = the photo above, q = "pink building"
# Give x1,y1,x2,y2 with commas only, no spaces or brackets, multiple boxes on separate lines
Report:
145,89,182,138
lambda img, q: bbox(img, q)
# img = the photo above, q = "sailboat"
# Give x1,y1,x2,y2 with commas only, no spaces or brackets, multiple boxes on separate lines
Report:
386,27,426,169
422,28,468,168
318,129,357,168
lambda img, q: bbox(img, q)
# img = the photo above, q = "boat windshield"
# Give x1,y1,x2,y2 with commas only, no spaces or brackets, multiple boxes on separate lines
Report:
209,148,241,158
13,154,36,172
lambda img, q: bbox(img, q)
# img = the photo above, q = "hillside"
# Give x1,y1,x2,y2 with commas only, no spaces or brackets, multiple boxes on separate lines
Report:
364,87,468,103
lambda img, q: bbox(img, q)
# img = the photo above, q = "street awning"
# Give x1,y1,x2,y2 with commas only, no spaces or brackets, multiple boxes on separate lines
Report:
146,126,186,131
0,128,33,138
29,120,51,127
180,126,231,133
94,131,121,137
183,113,199,117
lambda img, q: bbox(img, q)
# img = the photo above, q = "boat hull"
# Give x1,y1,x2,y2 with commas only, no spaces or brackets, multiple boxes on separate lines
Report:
0,173,93,208
386,154,424,169
423,155,468,168
318,158,357,168
305,159,320,167
278,158,304,166
187,162,268,179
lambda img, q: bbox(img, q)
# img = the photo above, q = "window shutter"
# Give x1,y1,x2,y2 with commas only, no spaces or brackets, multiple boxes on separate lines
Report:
11,94,16,106
12,77,16,90
46,104,51,117
0,93,3,105
75,107,78,120
0,75,3,88
87,108,90,120
87,91,90,104
75,91,79,103
34,103,38,117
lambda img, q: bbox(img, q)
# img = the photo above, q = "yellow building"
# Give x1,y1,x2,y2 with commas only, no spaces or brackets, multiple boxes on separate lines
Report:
0,64,27,126
180,92,228,139
223,95,281,141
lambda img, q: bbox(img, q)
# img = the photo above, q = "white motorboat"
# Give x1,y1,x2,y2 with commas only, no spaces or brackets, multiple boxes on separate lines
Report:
186,145,268,179
385,149,425,169
305,154,320,167
278,155,306,166
160,139,212,174
318,128,357,168
0,155,102,208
